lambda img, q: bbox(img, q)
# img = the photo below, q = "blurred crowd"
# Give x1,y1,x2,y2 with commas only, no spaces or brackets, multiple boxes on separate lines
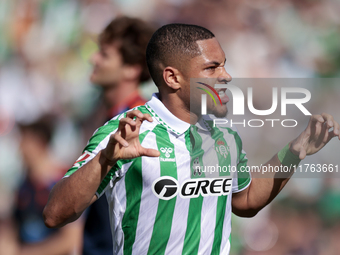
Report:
0,0,340,254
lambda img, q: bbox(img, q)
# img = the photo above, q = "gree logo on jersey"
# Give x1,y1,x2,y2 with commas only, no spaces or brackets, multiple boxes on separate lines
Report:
160,147,175,162
152,176,179,200
152,176,232,200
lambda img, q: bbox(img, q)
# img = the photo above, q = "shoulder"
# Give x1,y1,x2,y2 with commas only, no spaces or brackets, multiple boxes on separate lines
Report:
95,105,150,137
83,106,152,163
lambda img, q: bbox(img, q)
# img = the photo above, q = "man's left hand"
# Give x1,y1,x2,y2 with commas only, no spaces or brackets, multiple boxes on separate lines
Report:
290,113,340,159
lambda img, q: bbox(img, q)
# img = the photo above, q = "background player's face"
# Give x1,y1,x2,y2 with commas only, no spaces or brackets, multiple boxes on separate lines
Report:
183,38,232,118
90,43,124,87
19,130,47,169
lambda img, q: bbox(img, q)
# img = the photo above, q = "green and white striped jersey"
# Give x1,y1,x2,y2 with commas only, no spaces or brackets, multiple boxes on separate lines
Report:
65,93,251,255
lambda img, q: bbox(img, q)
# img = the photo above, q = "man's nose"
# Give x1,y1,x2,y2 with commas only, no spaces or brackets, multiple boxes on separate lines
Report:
218,68,232,83
90,52,100,65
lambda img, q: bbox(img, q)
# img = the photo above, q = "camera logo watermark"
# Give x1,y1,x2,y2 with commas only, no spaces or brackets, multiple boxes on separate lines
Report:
197,81,312,128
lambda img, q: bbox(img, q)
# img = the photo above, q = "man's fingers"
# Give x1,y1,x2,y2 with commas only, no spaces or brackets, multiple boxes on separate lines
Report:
142,113,153,122
119,117,137,128
299,148,307,160
332,120,340,137
126,110,144,119
311,114,324,123
112,132,129,147
328,130,340,142
135,113,153,122
131,114,154,129
321,112,334,128
310,113,339,138
319,113,340,141
125,110,154,128
140,147,160,157
119,112,154,134
126,110,153,122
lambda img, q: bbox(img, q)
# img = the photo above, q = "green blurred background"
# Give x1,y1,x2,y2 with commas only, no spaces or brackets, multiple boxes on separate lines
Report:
0,0,340,254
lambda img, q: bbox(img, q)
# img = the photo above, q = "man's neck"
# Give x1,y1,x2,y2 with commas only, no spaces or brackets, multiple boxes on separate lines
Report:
103,81,139,110
159,91,199,124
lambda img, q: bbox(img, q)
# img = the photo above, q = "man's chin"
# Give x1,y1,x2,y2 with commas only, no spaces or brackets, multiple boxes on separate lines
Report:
90,74,104,86
211,106,228,118
90,75,98,85
213,111,227,118
90,77,112,87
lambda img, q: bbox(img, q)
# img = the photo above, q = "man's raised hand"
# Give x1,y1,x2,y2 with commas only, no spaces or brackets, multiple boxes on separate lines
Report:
290,113,340,159
102,110,160,163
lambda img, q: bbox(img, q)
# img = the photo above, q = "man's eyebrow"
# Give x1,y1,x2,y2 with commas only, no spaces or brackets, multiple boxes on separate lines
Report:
204,58,227,66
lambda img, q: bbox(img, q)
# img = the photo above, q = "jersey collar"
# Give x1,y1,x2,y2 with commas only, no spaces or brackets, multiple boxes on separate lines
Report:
145,93,190,135
196,117,212,131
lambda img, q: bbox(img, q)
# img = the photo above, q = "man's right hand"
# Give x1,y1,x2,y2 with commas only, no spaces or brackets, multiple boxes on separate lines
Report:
101,110,160,164
43,110,160,228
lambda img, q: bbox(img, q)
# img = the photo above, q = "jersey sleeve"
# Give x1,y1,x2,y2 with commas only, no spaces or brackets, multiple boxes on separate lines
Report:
232,148,251,193
63,113,125,198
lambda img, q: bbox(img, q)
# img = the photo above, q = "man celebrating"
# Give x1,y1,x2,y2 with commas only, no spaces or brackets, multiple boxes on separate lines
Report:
82,17,154,255
44,24,340,255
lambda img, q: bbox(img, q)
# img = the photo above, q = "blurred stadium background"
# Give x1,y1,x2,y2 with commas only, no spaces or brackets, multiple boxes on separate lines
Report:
0,0,340,254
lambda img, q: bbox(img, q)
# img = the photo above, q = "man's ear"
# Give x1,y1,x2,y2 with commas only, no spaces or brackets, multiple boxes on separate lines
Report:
163,66,182,90
122,65,142,81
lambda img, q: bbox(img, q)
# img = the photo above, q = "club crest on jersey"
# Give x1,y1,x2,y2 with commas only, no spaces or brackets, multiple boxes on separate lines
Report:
215,140,230,159
217,139,225,145
160,147,175,162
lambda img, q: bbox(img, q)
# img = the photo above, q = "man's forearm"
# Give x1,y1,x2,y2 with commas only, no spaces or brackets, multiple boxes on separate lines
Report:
233,113,339,217
246,154,294,211
43,110,160,228
233,146,299,217
43,150,115,228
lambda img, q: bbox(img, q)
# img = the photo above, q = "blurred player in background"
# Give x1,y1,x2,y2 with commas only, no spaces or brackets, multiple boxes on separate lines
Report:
0,116,82,255
81,16,155,255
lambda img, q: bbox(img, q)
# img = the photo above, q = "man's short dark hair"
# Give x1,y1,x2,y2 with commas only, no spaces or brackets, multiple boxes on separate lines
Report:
18,115,55,145
146,23,215,87
99,16,155,83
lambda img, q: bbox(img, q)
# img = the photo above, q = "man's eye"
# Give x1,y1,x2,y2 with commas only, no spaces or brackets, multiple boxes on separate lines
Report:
100,50,107,57
206,66,215,70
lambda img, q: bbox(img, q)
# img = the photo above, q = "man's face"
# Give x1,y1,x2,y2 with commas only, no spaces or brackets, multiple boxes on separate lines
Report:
90,43,124,87
182,37,232,118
